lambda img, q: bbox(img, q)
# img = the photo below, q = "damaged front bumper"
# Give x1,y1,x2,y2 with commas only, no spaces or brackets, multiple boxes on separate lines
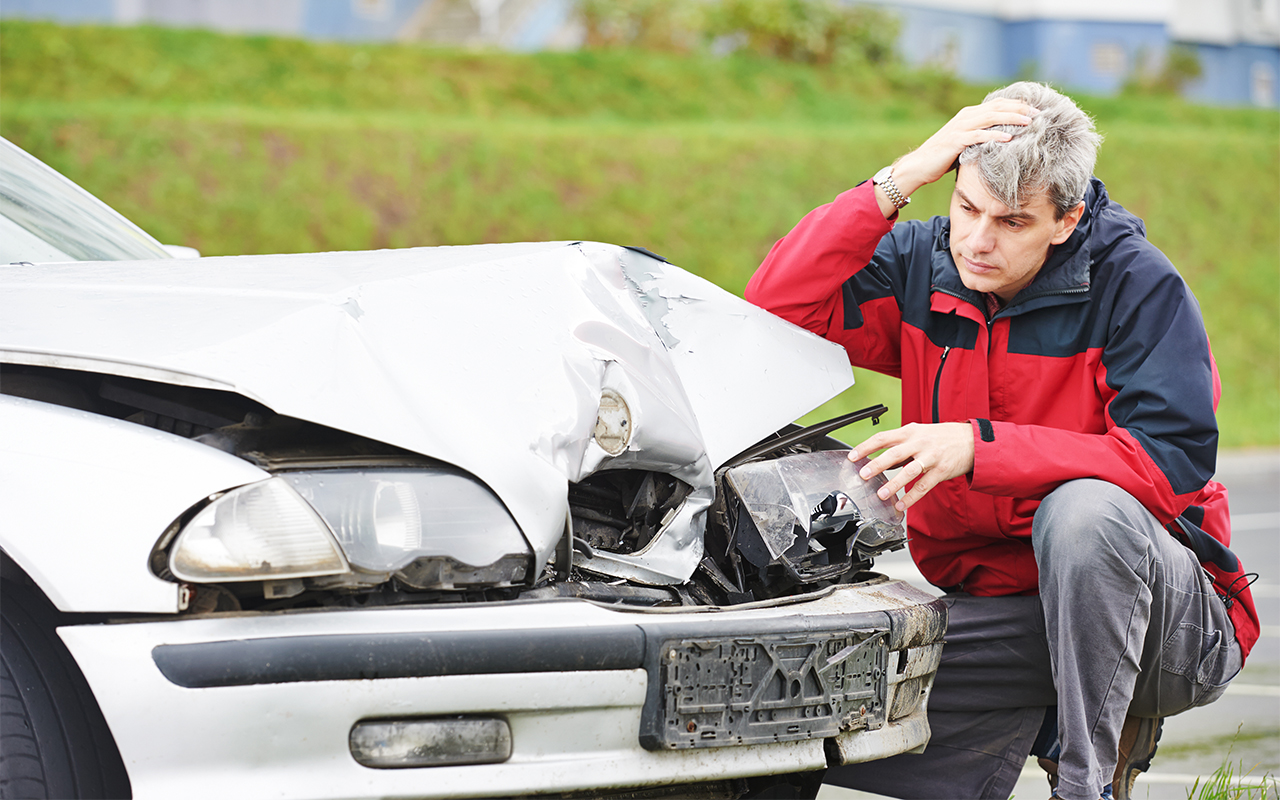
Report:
60,577,944,799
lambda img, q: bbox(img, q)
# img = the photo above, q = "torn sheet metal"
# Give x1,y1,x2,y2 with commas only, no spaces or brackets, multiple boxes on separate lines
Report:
0,241,852,584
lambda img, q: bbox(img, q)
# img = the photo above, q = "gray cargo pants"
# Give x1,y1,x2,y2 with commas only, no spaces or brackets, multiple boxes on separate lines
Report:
825,479,1242,800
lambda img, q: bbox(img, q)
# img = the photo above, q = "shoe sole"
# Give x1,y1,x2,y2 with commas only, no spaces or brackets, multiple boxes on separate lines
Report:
1114,717,1162,800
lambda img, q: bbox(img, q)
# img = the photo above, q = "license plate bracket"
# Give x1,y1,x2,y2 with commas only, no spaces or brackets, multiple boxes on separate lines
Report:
639,629,887,750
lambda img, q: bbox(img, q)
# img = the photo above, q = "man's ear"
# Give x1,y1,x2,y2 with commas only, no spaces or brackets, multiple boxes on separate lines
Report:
1051,201,1086,245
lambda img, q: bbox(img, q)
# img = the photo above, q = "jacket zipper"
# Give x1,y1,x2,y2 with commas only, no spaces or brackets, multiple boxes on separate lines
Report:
932,284,1089,315
927,284,1085,424
932,346,950,424
926,284,1085,422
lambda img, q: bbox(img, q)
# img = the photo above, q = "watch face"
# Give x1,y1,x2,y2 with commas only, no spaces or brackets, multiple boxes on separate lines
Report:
874,166,893,184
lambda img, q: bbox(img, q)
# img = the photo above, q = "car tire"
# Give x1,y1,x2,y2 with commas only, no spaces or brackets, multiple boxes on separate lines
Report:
0,580,130,799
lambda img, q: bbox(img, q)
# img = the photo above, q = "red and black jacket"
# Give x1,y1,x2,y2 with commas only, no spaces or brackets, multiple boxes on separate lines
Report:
746,178,1259,660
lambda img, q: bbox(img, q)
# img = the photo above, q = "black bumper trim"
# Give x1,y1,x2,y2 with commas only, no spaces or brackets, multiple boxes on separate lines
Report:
152,595,945,690
153,626,647,688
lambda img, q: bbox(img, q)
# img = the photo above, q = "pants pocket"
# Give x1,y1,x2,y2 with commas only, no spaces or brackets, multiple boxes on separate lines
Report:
1159,622,1242,714
1193,627,1243,708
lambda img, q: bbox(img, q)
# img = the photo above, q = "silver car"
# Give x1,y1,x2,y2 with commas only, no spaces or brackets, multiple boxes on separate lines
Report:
0,137,945,800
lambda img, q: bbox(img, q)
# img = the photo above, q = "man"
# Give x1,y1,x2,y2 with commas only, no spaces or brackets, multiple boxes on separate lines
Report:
745,82,1259,800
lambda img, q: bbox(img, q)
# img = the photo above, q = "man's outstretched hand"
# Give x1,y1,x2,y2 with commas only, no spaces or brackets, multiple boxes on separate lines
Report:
849,422,975,511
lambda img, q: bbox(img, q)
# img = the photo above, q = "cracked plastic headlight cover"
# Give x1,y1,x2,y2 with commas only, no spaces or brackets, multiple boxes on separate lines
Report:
723,449,906,571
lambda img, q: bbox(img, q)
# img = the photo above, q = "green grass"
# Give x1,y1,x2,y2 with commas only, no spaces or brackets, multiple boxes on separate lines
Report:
5,20,1275,130
1189,761,1279,800
1188,734,1279,800
1,20,1276,446
0,20,955,122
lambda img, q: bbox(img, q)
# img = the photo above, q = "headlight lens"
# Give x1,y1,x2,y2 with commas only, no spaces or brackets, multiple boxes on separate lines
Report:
167,468,532,589
169,478,349,582
280,468,529,580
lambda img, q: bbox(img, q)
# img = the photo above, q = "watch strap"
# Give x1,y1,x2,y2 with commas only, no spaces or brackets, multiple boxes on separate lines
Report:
873,166,910,209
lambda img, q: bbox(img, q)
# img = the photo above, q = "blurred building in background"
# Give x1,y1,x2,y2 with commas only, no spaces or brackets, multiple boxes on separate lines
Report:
883,0,1279,107
3,0,1277,106
0,0,581,49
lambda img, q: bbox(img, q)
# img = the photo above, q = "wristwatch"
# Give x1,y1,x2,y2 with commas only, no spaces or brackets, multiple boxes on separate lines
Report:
873,165,911,210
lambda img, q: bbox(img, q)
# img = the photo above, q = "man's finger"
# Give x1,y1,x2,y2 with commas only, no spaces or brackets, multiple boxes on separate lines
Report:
950,128,1017,150
967,98,1038,119
873,453,926,500
862,444,915,482
896,465,946,510
948,104,1034,137
848,438,876,462
898,476,935,510
849,428,905,462
964,109,1033,128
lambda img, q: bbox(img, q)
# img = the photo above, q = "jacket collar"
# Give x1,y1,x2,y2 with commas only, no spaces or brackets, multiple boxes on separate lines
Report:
929,178,1107,319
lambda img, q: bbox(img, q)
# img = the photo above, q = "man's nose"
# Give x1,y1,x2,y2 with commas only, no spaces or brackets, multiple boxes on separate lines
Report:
968,217,997,253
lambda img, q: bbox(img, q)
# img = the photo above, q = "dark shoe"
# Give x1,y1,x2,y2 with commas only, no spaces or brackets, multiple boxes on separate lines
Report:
1112,715,1163,800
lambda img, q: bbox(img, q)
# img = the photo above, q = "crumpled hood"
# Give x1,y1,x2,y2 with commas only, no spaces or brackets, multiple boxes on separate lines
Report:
0,242,852,581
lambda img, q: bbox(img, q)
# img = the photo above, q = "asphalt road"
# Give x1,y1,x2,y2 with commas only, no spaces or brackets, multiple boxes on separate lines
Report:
820,450,1280,800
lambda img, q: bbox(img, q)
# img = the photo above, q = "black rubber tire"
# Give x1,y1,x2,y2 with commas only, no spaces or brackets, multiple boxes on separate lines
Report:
0,580,130,799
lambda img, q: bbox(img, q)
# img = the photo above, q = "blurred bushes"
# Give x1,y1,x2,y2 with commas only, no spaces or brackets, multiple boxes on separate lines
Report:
578,0,900,67
579,0,706,52
705,0,899,66
1122,45,1204,97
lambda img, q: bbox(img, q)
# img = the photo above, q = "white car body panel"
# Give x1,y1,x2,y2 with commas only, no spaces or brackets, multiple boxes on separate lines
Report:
0,241,852,596
60,581,936,799
0,395,269,612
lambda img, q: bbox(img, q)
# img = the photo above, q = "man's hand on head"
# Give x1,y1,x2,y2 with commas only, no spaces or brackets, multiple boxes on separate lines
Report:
876,99,1038,219
849,422,976,511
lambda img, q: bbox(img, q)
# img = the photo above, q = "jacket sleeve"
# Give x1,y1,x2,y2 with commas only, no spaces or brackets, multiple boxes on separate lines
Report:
969,245,1220,524
745,182,906,375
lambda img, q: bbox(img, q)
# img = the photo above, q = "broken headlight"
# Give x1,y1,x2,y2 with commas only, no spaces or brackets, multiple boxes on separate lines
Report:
722,449,905,584
168,468,532,590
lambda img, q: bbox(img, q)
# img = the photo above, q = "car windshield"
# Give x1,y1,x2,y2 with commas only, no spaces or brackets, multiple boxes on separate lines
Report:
0,137,172,263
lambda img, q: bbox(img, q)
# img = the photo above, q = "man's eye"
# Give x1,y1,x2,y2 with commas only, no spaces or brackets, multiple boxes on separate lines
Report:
1005,220,1024,230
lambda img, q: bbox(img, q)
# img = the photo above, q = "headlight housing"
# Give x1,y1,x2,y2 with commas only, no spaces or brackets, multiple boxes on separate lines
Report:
166,467,532,590
721,449,905,581
281,468,531,589
168,478,349,582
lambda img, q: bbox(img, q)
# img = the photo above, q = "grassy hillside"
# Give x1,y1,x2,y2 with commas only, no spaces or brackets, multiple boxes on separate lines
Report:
2,20,1276,447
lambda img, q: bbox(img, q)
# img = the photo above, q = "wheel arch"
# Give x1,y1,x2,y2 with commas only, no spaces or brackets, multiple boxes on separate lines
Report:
1,553,133,798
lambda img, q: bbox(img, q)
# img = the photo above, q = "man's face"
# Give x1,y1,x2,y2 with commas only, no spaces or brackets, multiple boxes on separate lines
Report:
948,165,1083,302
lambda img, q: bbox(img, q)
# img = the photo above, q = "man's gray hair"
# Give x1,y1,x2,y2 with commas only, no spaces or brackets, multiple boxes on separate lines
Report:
958,82,1102,219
